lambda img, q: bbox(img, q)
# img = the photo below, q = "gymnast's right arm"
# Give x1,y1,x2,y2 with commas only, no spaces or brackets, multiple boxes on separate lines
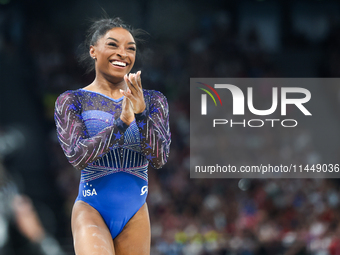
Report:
54,91,127,170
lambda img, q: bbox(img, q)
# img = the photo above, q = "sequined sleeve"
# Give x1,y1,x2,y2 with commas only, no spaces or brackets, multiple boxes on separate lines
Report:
135,90,171,169
54,91,128,170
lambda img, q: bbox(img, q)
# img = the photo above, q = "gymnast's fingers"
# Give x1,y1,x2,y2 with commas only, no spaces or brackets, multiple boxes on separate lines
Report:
127,73,138,92
136,71,142,89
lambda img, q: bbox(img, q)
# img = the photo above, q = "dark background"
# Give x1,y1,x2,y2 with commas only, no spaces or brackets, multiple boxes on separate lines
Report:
1,0,340,254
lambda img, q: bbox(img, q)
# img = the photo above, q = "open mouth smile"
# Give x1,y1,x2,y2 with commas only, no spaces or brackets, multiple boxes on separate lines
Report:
110,60,128,68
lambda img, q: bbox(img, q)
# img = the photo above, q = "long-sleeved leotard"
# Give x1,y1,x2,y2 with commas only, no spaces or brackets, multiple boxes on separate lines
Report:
54,88,170,238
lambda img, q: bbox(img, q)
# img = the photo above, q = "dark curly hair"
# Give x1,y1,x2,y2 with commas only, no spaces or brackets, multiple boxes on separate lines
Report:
79,17,146,73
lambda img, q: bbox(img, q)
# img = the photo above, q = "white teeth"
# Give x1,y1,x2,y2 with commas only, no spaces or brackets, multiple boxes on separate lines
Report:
111,61,127,67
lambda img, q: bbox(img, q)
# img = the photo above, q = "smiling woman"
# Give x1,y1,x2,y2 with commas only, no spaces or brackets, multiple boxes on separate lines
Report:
87,27,137,86
54,17,171,255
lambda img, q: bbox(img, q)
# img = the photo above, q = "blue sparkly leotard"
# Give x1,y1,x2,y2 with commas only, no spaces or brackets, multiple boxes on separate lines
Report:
54,88,170,239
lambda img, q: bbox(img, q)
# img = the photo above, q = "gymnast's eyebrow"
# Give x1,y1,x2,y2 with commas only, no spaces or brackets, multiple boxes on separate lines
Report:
107,37,136,45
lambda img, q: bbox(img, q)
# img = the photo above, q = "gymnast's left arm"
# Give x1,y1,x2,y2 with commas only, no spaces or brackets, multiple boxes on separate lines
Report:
120,72,171,169
135,90,171,169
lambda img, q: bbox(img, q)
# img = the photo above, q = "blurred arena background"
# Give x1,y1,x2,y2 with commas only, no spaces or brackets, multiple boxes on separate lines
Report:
1,0,340,254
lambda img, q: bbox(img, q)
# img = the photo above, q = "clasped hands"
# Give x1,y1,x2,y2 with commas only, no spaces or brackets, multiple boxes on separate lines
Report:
120,71,146,125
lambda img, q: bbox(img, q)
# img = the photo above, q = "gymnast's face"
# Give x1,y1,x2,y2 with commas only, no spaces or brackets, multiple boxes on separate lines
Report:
90,27,136,81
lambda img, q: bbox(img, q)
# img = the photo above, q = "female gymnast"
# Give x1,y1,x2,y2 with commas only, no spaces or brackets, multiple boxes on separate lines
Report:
54,17,171,255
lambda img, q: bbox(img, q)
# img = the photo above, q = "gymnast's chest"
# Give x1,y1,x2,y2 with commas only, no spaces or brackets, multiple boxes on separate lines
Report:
81,110,114,136
81,110,140,145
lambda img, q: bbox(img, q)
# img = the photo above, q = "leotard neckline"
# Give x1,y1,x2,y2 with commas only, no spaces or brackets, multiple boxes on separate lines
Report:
79,88,124,102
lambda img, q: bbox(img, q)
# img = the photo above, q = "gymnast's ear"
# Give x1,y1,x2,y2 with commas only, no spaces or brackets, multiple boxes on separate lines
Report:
90,46,96,60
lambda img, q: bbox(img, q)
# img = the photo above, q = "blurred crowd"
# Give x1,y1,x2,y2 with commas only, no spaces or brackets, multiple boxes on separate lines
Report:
1,1,340,255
